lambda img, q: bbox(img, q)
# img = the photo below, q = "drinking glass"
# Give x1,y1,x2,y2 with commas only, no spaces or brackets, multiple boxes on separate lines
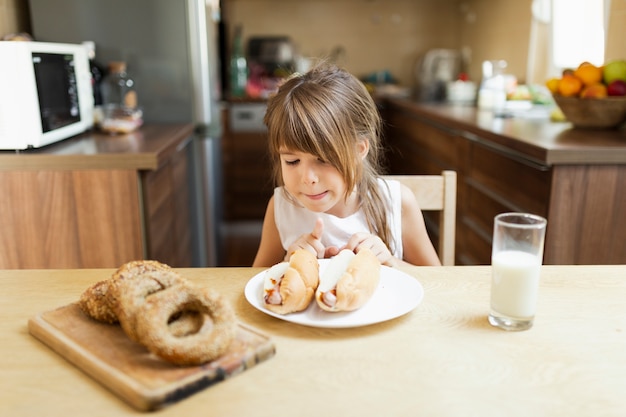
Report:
488,212,547,331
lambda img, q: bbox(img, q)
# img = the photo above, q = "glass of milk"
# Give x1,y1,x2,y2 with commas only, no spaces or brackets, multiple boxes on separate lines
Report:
489,213,547,331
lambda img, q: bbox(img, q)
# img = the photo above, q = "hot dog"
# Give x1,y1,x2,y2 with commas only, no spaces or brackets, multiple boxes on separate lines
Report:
315,248,381,312
263,249,319,314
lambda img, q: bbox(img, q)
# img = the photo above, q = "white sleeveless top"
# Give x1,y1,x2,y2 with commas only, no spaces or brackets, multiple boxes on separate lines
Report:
273,178,403,258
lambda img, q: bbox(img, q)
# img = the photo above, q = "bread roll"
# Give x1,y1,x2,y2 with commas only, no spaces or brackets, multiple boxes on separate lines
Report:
315,248,381,312
263,249,319,314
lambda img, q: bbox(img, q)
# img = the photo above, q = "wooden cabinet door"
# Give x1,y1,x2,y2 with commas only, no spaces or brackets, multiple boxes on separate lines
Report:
221,107,274,221
385,110,463,260
460,141,552,264
0,170,143,269
546,165,626,264
141,139,193,267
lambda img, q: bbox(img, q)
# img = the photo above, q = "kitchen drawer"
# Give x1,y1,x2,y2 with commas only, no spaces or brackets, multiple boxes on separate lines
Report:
387,137,446,175
458,178,512,264
454,141,552,264
387,110,462,170
464,180,511,236
457,218,492,265
467,142,552,216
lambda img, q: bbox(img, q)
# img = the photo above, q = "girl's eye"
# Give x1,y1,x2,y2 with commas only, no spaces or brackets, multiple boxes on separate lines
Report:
284,159,299,166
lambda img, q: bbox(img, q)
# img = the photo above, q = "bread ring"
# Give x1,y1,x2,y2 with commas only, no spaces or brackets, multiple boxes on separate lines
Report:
78,260,172,323
134,284,236,366
111,269,185,342
111,260,172,281
167,310,205,337
77,260,237,366
106,260,172,309
78,279,118,324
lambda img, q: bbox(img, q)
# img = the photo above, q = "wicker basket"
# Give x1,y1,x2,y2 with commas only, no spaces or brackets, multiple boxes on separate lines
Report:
553,95,626,129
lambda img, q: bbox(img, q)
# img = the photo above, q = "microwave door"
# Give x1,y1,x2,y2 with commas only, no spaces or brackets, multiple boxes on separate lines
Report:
32,52,81,133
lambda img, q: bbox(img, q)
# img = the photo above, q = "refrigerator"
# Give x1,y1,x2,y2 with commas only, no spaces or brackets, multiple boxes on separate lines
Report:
28,0,224,266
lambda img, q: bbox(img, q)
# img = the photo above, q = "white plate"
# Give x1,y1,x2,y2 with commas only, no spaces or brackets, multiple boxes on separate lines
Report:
244,260,424,328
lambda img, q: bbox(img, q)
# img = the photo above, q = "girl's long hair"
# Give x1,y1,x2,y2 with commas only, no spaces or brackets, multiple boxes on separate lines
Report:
263,63,394,252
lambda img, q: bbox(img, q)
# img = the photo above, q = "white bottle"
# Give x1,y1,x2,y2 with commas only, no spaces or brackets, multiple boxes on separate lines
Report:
477,60,507,111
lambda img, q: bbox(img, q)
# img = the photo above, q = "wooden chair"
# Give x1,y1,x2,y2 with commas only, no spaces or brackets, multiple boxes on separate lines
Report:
382,171,457,265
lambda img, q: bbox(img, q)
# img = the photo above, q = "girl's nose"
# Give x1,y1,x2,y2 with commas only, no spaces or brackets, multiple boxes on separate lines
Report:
302,165,318,184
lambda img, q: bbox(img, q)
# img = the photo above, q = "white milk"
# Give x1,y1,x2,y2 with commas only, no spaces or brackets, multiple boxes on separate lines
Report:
490,250,541,319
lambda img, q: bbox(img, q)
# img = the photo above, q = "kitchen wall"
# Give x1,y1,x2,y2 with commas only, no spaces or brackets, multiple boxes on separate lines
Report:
0,0,30,37
606,0,626,61
224,0,464,86
225,0,626,87
224,0,532,86
3,0,625,87
457,0,532,83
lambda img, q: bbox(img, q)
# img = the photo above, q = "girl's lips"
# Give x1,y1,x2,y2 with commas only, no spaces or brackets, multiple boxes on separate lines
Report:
305,191,328,201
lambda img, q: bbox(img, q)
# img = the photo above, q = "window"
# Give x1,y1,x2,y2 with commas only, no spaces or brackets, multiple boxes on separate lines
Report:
551,0,606,69
528,0,609,83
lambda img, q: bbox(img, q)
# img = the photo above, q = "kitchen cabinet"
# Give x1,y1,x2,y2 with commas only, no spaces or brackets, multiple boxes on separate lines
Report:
0,124,195,269
140,135,193,267
219,103,273,266
221,104,274,221
382,98,626,265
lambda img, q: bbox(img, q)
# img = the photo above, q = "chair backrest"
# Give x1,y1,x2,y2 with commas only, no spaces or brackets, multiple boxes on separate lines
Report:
382,171,457,265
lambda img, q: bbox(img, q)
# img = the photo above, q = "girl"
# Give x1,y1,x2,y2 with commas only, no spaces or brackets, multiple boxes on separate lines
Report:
252,63,441,268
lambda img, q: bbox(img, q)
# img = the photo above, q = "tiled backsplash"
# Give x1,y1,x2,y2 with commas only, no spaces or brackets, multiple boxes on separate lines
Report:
226,0,532,86
3,0,624,87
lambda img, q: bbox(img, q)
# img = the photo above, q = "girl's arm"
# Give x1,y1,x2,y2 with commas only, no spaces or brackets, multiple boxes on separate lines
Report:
399,184,442,266
343,185,441,267
252,197,287,267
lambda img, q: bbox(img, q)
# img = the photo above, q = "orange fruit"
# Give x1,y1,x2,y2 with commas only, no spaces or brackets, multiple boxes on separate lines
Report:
574,62,603,86
580,83,608,98
558,74,583,97
545,77,560,94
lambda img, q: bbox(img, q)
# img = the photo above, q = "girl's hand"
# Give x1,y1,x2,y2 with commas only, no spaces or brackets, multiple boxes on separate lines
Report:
285,218,339,260
342,232,398,267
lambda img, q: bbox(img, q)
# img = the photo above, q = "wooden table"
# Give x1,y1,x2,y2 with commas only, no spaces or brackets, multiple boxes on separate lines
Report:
2,265,625,416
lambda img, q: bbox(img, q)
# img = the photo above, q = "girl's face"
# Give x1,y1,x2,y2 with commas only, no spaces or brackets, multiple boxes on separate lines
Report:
279,148,355,217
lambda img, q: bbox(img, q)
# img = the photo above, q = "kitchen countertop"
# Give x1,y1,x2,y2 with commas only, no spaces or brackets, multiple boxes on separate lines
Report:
385,98,626,165
0,124,195,171
3,265,626,416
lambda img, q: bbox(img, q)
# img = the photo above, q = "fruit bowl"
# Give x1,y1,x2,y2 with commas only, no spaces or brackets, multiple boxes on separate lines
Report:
552,95,626,129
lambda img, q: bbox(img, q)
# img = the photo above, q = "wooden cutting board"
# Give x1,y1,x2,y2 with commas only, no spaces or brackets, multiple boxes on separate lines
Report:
28,303,275,411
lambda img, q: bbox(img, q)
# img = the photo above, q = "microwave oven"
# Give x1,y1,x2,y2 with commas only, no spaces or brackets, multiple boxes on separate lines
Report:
0,41,94,150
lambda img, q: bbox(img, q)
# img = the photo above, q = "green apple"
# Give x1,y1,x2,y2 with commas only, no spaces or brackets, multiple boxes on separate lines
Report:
603,59,626,84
